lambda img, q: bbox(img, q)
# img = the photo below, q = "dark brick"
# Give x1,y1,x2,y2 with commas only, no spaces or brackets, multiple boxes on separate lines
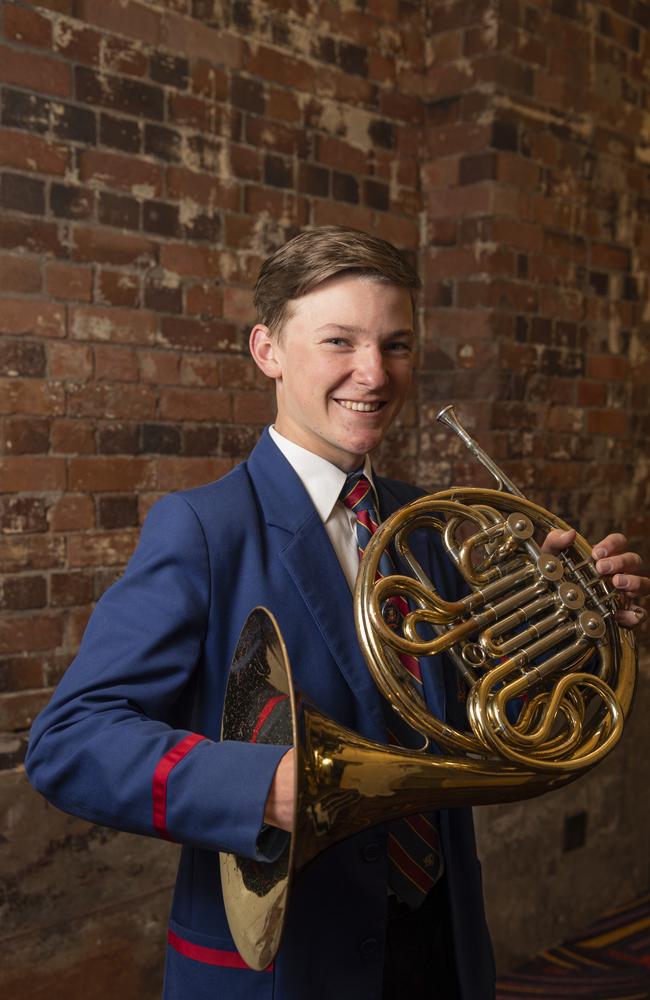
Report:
50,184,94,220
141,423,181,453
98,191,140,230
50,571,94,607
232,0,254,30
96,494,139,529
1,417,50,454
100,113,141,153
459,152,497,185
264,154,293,188
517,254,528,279
492,119,518,151
338,41,368,77
150,52,189,88
333,171,359,203
220,425,257,457
298,163,329,197
0,496,47,533
1,88,50,134
623,276,638,300
183,425,220,455
531,317,553,343
52,102,97,144
0,341,46,378
589,271,609,296
551,0,578,17
427,96,460,126
368,118,395,149
93,568,122,600
97,422,139,454
364,179,389,211
632,1,650,28
271,16,290,46
316,36,337,65
231,74,265,114
144,277,183,313
515,316,528,342
75,66,164,121
1,576,46,610
144,123,182,162
184,212,221,242
143,200,181,237
0,173,45,215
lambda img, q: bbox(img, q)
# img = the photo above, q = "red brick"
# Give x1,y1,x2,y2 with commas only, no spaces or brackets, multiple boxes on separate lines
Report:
587,409,627,435
166,166,240,210
169,93,211,130
68,456,155,491
72,226,157,266
3,3,52,48
94,345,139,381
160,243,220,279
0,688,52,730
587,354,629,380
67,382,157,419
185,284,223,319
0,254,42,294
79,150,163,196
157,456,231,491
52,19,102,65
76,0,162,45
220,356,265,390
0,379,65,416
0,533,64,570
267,86,301,123
70,306,157,346
0,416,50,454
159,387,231,421
590,243,630,270
232,391,274,425
247,44,315,91
0,43,71,97
102,35,148,77
180,355,223,389
138,349,181,385
0,456,65,490
1,574,47,611
0,128,67,176
51,571,95,607
97,269,140,307
67,528,139,566
577,380,608,407
0,299,65,338
66,604,93,647
317,135,368,174
46,262,92,302
49,493,95,530
161,14,240,66
312,200,374,231
48,341,93,379
222,287,254,324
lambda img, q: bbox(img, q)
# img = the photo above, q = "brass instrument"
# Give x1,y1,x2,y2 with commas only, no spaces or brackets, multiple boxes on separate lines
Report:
220,406,637,971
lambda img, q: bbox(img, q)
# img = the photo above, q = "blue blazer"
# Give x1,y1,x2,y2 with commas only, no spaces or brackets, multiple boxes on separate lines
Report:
26,428,495,1000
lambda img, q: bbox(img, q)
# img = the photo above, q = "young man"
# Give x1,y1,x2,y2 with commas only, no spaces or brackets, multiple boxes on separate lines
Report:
27,227,648,1000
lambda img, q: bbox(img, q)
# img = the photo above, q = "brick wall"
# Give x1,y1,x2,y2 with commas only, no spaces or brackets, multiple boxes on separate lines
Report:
1,0,648,992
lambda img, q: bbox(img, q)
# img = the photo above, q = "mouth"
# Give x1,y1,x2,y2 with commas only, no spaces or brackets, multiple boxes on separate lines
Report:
334,399,386,413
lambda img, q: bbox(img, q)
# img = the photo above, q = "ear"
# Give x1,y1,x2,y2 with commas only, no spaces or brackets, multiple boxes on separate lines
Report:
249,324,282,379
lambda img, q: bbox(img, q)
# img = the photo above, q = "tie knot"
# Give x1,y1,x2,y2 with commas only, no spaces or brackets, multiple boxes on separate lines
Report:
341,472,375,513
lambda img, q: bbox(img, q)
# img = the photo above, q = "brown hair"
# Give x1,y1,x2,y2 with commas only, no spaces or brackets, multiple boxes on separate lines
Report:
253,226,421,334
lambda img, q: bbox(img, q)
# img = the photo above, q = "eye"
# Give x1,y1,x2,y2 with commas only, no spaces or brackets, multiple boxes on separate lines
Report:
385,340,412,354
324,337,351,347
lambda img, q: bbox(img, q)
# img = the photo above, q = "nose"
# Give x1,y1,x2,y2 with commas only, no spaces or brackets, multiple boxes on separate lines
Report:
353,347,389,390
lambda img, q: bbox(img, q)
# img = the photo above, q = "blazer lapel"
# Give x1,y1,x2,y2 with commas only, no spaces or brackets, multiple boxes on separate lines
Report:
247,430,386,739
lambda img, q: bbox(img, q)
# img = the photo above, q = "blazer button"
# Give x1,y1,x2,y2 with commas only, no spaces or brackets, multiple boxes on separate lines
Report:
362,842,381,862
360,938,379,957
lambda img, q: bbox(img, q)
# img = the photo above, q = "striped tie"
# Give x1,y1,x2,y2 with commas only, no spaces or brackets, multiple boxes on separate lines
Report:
341,471,444,907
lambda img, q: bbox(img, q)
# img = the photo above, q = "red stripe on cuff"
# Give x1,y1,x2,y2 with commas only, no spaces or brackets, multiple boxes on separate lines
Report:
250,694,287,744
167,929,273,972
152,733,204,840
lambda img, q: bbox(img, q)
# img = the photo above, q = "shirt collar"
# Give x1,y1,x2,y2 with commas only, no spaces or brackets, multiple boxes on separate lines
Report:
269,425,376,524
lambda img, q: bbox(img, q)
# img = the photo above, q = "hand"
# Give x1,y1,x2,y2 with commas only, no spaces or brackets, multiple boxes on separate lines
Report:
542,528,648,628
263,748,296,832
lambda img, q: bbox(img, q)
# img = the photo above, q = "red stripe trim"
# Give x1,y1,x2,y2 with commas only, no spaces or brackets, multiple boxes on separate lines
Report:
153,733,204,840
342,478,370,509
389,834,434,894
250,694,286,744
405,813,440,848
167,929,273,972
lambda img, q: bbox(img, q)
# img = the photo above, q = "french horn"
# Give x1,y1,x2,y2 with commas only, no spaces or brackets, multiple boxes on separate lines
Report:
219,406,637,971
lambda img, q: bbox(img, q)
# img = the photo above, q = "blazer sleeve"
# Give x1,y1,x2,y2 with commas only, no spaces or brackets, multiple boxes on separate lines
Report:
25,493,289,861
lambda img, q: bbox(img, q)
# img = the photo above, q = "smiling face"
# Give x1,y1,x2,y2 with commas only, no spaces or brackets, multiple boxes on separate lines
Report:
250,274,416,471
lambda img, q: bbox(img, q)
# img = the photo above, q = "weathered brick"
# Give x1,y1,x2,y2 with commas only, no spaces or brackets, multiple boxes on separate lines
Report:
99,112,142,153
3,3,52,48
0,43,71,98
96,494,139,529
51,101,97,144
0,456,65,490
71,225,157,266
70,306,156,346
0,340,46,378
1,87,50,134
0,128,69,175
98,191,140,230
150,52,189,88
50,183,95,221
97,421,139,454
49,492,95,530
79,149,163,196
159,387,231,421
144,123,182,163
0,378,65,416
159,315,238,351
75,65,165,120
50,417,96,455
46,262,93,302
97,269,140,307
157,456,231,491
143,200,181,237
0,416,50,454
94,344,139,382
332,171,360,204
76,0,162,45
68,456,155,491
52,18,102,66
67,527,139,566
1,575,47,610
138,349,181,384
231,74,266,114
50,571,95,607
0,172,46,215
141,422,182,454
0,254,42,294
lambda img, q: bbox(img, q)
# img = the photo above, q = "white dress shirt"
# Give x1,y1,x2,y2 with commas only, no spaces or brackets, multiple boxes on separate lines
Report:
269,425,377,592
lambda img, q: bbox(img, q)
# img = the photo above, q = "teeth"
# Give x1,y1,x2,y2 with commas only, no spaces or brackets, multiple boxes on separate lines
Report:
337,400,382,412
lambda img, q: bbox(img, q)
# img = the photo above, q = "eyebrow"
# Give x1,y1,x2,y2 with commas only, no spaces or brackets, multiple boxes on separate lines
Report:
314,323,415,338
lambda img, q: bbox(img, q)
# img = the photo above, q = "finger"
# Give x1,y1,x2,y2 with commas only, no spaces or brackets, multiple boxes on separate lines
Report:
541,527,576,555
610,574,650,597
594,552,643,577
615,605,647,628
591,533,628,559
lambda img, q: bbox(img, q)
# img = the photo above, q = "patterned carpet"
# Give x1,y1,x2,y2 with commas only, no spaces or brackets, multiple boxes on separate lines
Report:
496,891,650,999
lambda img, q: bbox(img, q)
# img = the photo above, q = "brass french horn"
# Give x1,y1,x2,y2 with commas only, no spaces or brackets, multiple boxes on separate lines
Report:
219,406,637,970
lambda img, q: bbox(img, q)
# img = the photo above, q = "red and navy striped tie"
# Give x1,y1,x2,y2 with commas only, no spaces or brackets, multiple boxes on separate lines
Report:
341,471,444,907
